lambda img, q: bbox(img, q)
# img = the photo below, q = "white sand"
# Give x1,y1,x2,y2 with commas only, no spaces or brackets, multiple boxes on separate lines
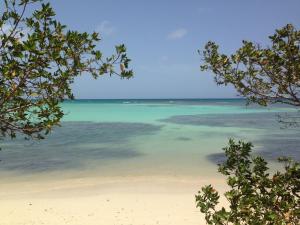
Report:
0,175,227,225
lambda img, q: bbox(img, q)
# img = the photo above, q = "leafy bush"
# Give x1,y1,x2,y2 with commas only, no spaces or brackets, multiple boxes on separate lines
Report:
196,139,300,225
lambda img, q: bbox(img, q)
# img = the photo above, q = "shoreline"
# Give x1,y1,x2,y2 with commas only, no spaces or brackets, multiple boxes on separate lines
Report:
0,174,228,225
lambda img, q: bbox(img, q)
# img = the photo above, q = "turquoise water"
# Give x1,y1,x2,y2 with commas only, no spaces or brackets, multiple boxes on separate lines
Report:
0,99,299,179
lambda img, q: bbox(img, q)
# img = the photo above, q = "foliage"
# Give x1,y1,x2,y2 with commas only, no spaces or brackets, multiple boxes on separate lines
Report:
197,24,300,224
0,0,133,139
196,139,300,225
200,24,300,108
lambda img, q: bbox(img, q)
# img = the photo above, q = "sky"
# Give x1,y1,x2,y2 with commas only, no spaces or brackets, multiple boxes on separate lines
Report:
49,0,300,99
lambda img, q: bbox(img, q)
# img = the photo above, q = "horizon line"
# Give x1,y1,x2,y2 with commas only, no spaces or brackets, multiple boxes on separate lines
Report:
67,97,245,100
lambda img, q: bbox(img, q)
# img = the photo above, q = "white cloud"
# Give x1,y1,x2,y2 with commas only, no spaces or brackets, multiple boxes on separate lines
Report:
167,28,187,40
95,20,116,37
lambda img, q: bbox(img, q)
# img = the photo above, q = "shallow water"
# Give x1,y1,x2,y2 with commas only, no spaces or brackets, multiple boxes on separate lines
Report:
0,99,299,180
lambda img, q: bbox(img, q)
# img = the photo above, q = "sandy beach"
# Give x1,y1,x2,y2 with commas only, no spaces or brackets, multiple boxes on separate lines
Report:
1,100,294,225
1,0,299,222
0,174,227,225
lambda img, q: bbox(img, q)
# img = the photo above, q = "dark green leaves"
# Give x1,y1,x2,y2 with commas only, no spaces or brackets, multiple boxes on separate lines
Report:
200,24,300,109
196,139,300,224
197,24,300,224
0,0,133,140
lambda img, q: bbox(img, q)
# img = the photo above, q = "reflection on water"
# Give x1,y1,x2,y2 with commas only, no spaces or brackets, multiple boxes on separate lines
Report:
162,112,300,162
0,99,299,177
176,137,192,141
161,112,282,129
0,122,161,173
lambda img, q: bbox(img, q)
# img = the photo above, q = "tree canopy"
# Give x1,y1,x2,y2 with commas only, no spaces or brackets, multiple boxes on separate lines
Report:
0,0,133,140
197,24,300,224
200,24,300,107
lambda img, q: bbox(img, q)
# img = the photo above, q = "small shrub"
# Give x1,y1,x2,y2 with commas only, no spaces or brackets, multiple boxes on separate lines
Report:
196,139,300,224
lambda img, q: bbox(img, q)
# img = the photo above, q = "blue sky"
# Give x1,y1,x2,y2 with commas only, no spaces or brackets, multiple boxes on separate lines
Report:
51,0,300,99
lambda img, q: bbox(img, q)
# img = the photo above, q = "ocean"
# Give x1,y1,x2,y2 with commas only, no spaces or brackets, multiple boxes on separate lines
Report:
0,99,299,180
